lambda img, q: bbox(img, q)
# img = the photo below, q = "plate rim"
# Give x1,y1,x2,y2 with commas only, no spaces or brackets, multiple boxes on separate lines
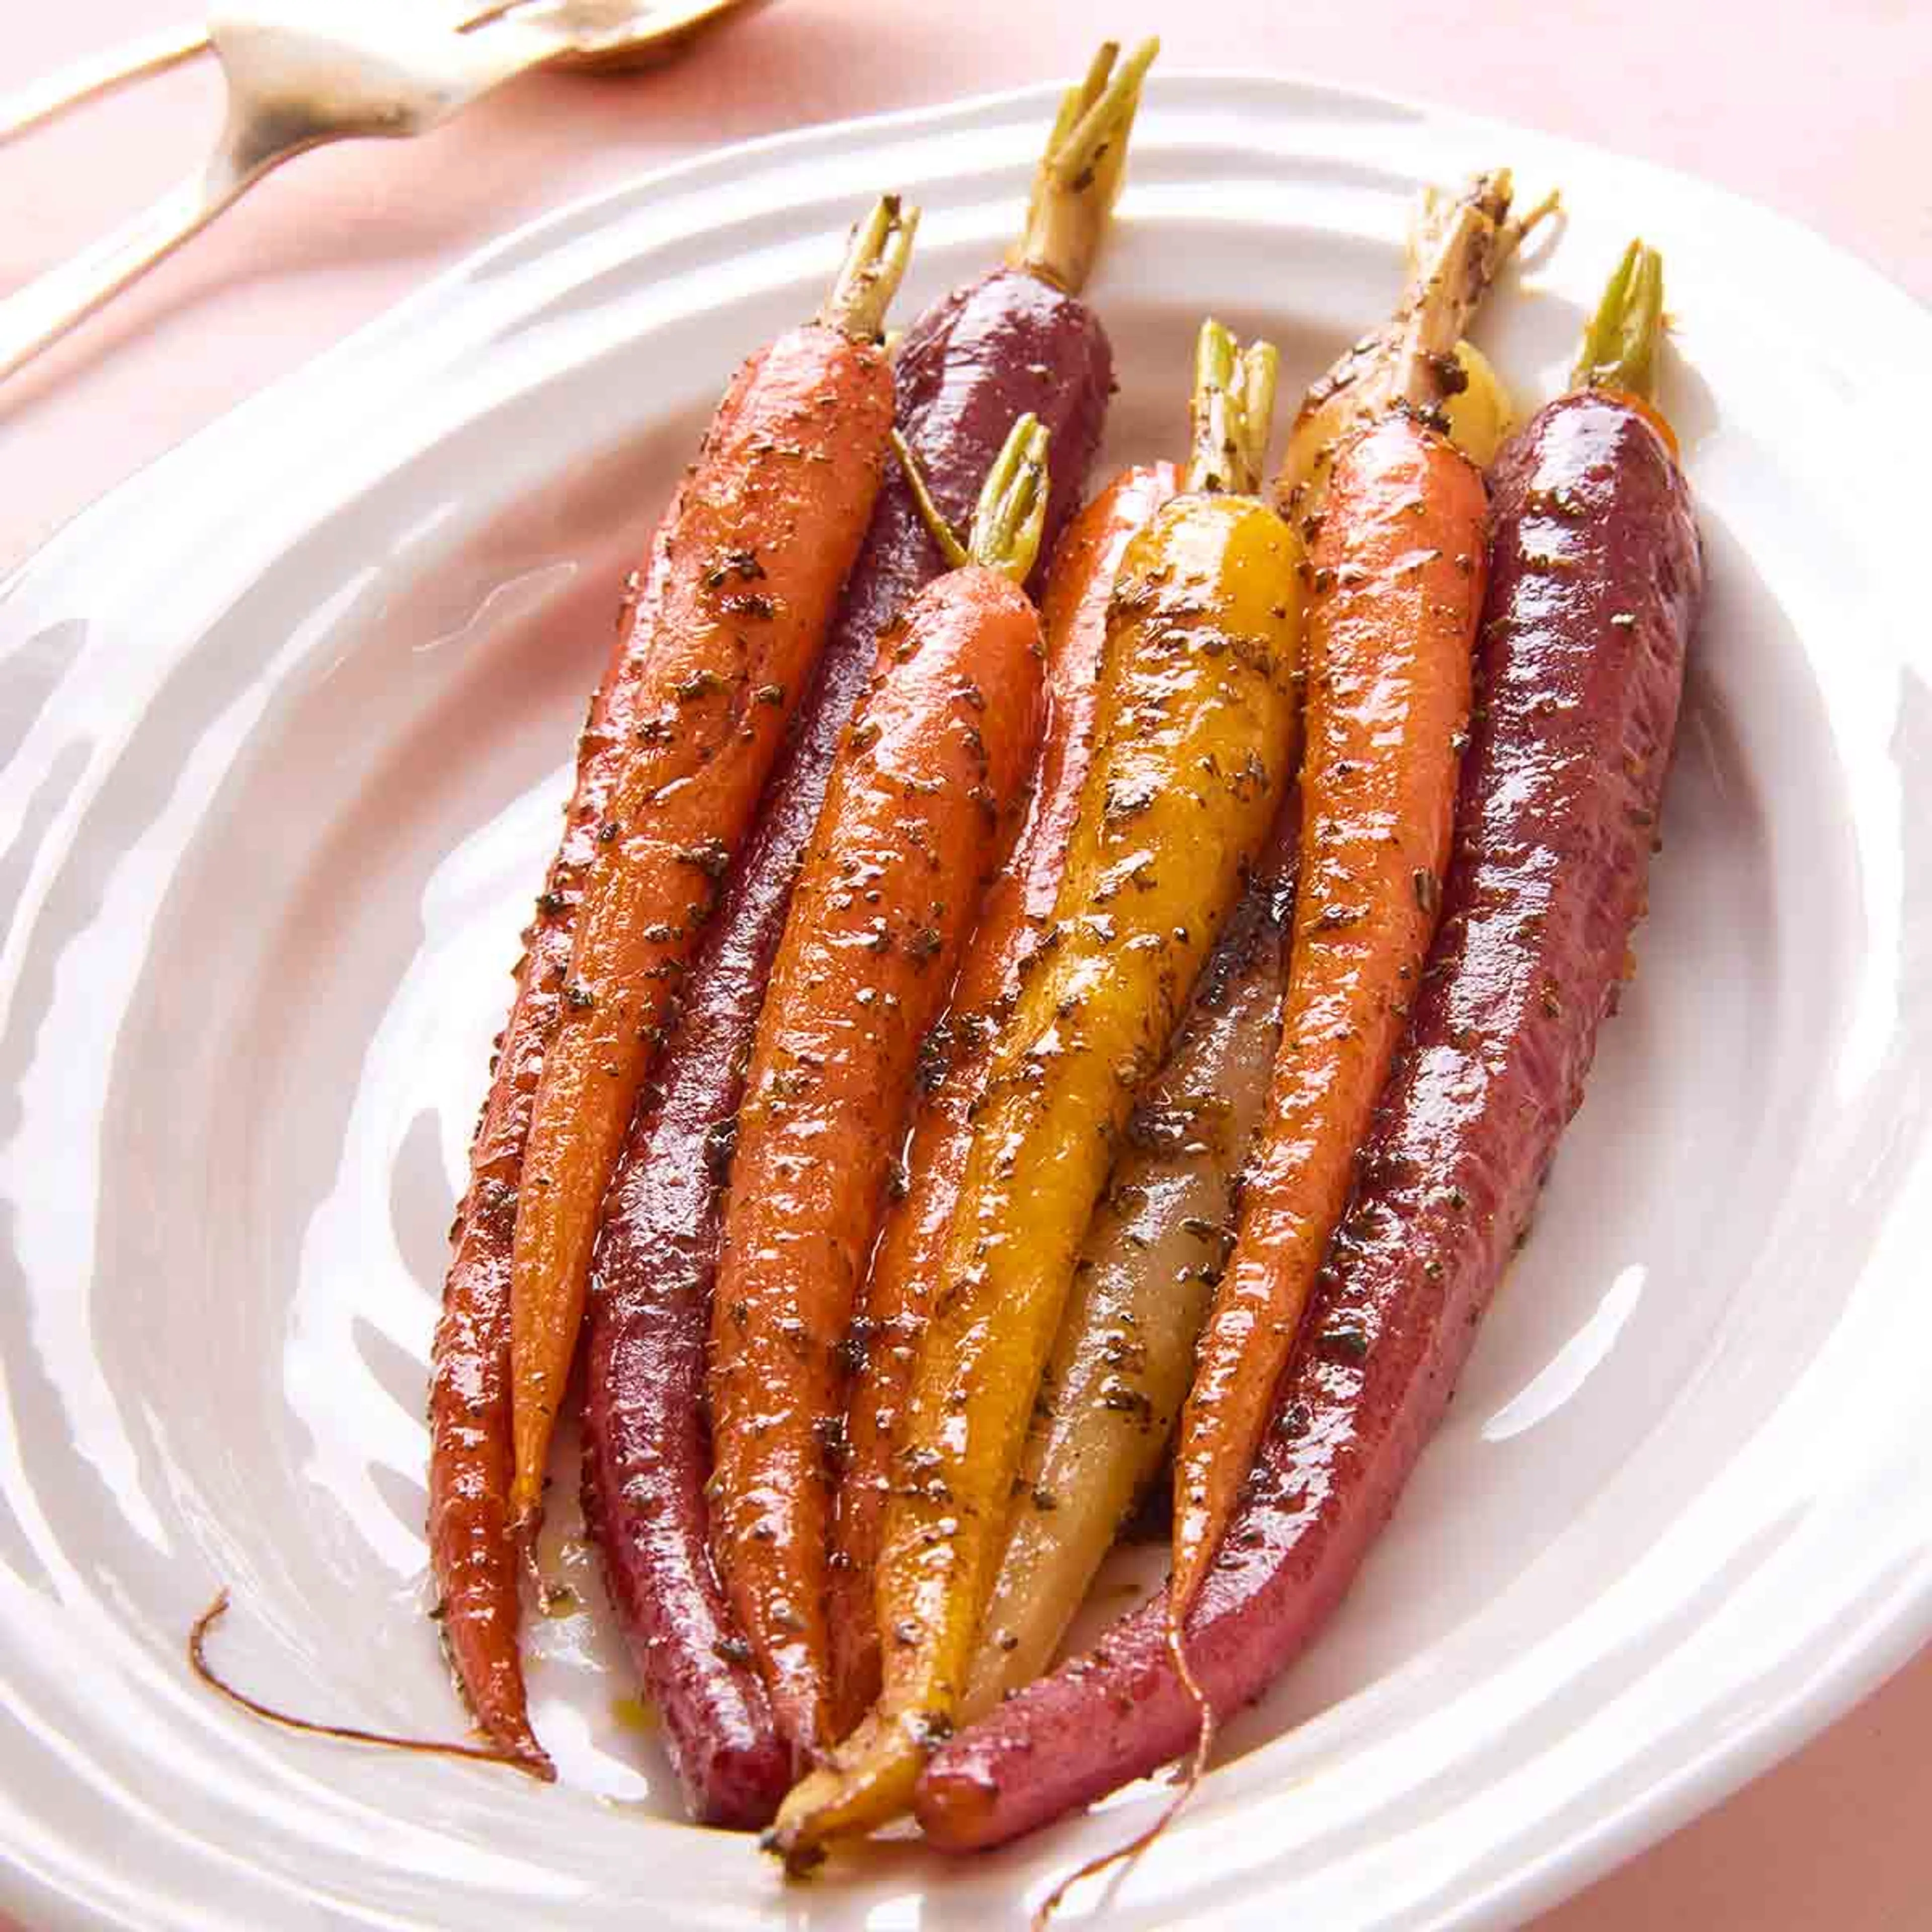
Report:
7,63,1929,600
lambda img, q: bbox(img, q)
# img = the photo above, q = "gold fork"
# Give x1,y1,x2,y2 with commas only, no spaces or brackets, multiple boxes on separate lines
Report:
0,0,757,387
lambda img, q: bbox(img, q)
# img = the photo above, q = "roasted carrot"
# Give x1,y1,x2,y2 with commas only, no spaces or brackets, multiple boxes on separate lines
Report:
430,200,914,1759
826,460,1181,1731
503,203,916,1532
427,527,675,1777
963,799,1297,1718
768,324,1303,1865
709,419,1051,1764
580,46,1145,1828
918,245,1699,1854
1170,407,1484,1601
1168,180,1517,1644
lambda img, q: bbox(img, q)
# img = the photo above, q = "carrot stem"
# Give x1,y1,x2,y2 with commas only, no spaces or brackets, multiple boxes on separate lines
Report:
1186,319,1277,496
891,429,970,568
966,413,1052,581
1573,239,1665,400
1391,171,1518,411
1009,37,1159,292
818,195,921,342
1276,169,1536,522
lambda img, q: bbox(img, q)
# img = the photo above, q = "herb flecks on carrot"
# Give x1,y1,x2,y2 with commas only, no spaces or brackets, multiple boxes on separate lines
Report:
768,326,1301,1867
826,459,1180,1730
1277,170,1551,524
504,200,916,1536
964,802,1296,1719
709,415,1050,1763
428,481,679,1779
1171,411,1485,1623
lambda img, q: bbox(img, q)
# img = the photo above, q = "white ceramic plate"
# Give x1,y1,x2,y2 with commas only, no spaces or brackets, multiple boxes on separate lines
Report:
3,71,1930,1932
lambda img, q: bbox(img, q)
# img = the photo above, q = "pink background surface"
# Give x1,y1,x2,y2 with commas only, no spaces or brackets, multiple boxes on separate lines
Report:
3,3,1928,1925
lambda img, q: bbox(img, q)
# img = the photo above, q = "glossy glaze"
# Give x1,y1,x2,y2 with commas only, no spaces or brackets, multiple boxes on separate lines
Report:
1173,415,1487,1615
507,326,893,1525
918,390,1703,1850
428,451,680,1773
775,493,1304,1849
828,462,1179,1728
709,568,1043,1763
579,263,1110,1818
892,269,1114,603
967,800,1297,1715
0,75,1923,1932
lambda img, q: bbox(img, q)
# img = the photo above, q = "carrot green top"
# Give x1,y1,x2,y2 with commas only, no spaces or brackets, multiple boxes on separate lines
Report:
967,413,1052,582
1009,37,1160,294
1187,317,1278,497
1572,239,1665,401
817,194,921,342
893,411,1052,584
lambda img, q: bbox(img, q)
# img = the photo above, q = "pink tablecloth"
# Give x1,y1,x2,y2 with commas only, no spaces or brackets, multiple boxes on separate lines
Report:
4,2,1928,1924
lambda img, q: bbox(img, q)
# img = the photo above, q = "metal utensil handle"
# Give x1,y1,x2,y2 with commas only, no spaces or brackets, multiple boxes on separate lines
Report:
0,23,211,146
0,166,248,386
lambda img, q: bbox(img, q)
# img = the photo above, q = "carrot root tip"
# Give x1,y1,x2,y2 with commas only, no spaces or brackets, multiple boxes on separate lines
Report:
189,1586,550,1778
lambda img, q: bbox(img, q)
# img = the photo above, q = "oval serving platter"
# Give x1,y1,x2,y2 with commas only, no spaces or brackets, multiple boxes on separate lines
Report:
2,72,1930,1932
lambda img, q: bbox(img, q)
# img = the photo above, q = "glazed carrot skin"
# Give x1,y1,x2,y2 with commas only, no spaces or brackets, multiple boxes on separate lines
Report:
828,460,1181,1729
427,529,676,1776
507,323,899,1528
434,188,912,1756
964,798,1297,1717
918,344,1702,1859
579,44,1153,1819
710,559,1045,1764
769,327,1301,1860
577,288,1111,1825
776,494,1302,1855
1170,411,1486,1622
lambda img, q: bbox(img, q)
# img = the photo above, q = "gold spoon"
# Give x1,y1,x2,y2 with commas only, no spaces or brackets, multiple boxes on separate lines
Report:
0,0,761,385
0,1,757,143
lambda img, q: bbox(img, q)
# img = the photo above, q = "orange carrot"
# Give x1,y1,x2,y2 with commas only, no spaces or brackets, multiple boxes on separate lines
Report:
432,202,915,1760
1170,410,1487,1626
825,459,1180,1730
504,206,917,1531
427,526,673,1776
709,418,1051,1761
